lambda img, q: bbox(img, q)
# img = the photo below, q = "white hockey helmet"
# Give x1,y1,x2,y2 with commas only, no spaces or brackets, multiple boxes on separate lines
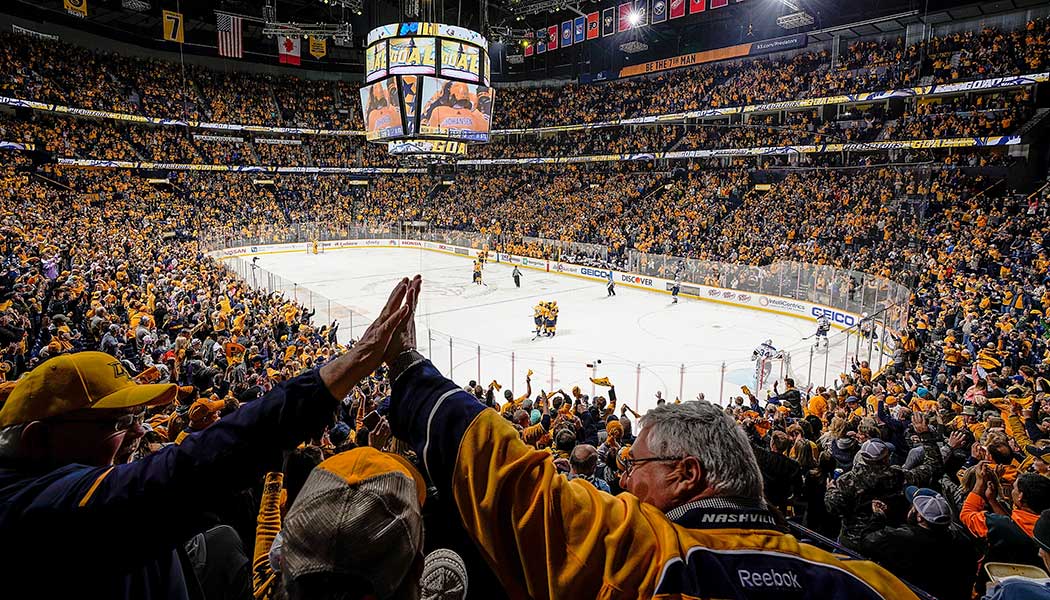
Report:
764,339,773,346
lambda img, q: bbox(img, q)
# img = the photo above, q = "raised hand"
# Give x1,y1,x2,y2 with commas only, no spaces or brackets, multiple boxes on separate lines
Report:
383,275,422,365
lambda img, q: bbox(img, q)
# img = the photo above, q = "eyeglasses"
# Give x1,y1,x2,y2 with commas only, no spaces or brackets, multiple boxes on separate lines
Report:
48,410,147,432
621,454,685,477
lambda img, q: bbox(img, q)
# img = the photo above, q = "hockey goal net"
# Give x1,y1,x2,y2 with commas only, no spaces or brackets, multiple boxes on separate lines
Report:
304,241,325,254
756,353,798,395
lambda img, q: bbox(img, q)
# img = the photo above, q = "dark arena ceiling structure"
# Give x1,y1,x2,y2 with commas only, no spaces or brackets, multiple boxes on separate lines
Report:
2,0,1046,80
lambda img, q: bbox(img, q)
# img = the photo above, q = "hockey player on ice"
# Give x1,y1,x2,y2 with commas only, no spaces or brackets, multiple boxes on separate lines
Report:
815,314,831,349
671,276,681,304
859,312,878,340
751,339,782,391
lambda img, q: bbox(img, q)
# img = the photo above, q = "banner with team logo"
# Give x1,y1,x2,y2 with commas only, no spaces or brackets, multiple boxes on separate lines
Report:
536,30,547,53
633,0,649,26
602,8,616,36
64,0,87,17
573,16,586,44
561,21,573,47
670,0,686,18
689,0,705,14
618,3,633,32
587,12,600,39
547,25,559,50
709,0,728,7
652,0,668,23
309,36,327,59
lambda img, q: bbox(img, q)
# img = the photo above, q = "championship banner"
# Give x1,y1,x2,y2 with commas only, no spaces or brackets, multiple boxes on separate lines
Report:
618,3,633,32
573,16,586,44
561,21,573,47
689,0,705,14
536,29,547,53
162,10,184,43
633,0,649,26
670,0,686,18
587,12,600,39
309,36,327,59
64,0,87,17
652,0,668,23
602,8,616,36
547,25,559,50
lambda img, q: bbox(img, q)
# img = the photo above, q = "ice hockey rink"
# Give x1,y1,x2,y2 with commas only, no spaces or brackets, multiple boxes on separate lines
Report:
250,247,862,413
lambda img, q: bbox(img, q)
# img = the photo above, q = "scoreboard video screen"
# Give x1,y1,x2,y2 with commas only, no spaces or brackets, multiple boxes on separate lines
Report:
365,41,387,82
360,79,404,141
363,22,494,155
388,37,436,75
440,41,481,82
419,77,494,142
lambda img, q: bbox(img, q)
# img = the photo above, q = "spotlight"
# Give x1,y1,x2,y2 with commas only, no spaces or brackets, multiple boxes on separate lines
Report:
627,11,641,26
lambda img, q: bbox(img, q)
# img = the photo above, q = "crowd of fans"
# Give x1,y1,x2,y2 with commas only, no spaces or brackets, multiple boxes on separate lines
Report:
0,82,1033,165
2,154,1050,597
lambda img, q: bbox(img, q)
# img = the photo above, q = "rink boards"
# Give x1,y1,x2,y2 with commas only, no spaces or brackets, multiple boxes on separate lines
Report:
210,237,867,334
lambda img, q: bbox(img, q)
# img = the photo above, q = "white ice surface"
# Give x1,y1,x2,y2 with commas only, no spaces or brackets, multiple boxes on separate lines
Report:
253,247,866,413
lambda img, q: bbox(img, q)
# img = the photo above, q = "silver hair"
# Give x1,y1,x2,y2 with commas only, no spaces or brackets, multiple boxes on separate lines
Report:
640,401,764,500
0,423,27,459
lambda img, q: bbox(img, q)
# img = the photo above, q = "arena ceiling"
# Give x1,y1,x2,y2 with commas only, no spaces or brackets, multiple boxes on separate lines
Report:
4,0,1045,76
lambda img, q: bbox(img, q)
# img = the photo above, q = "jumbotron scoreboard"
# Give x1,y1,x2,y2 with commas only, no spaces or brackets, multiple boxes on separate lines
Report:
361,22,495,158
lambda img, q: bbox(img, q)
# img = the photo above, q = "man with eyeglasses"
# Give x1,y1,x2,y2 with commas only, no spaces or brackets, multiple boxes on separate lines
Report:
0,277,418,599
385,278,920,598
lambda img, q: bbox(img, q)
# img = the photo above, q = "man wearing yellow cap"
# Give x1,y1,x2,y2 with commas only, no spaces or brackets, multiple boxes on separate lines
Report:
0,276,417,599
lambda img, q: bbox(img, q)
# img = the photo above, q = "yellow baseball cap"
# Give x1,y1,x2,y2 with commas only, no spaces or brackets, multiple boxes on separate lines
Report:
0,352,177,427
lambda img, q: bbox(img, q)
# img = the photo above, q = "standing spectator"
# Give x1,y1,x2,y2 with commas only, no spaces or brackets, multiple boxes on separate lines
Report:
385,277,920,598
0,278,414,598
860,487,979,600
826,416,943,551
961,468,1050,568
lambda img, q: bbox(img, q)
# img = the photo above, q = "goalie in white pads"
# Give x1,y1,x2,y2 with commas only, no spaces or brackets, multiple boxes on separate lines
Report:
751,339,782,390
815,314,831,349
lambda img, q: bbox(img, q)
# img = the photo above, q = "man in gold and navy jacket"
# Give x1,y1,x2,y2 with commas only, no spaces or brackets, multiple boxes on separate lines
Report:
386,348,920,599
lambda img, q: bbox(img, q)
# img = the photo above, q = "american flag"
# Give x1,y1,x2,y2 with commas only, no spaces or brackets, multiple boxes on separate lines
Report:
216,12,242,58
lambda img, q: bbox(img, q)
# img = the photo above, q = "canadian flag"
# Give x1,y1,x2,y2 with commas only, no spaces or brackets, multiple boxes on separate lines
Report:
278,35,301,65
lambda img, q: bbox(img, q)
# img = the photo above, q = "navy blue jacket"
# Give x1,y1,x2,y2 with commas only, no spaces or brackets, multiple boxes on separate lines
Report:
0,369,336,599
